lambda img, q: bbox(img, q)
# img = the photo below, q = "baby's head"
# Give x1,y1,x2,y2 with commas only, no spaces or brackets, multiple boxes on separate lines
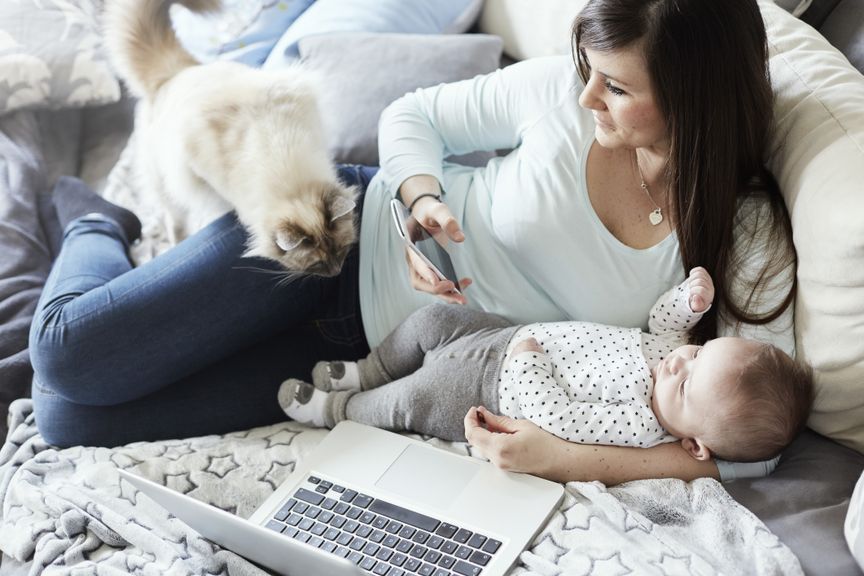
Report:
651,337,814,462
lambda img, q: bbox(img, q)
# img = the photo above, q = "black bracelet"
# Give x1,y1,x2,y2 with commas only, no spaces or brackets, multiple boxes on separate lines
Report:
407,192,442,213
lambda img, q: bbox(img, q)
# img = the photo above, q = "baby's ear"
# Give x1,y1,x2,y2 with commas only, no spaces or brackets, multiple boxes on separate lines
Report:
681,438,712,461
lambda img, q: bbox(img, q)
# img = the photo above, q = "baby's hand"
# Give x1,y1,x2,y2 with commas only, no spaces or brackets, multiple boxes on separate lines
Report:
688,266,714,313
511,337,544,356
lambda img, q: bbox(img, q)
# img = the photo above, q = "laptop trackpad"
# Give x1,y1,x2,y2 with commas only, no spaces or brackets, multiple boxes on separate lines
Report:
375,444,479,510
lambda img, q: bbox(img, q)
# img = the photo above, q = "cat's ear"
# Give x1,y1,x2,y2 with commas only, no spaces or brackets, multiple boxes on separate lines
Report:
329,195,356,223
275,228,306,252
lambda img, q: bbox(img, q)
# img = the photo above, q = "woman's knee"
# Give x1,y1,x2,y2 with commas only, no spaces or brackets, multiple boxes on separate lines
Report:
29,324,109,406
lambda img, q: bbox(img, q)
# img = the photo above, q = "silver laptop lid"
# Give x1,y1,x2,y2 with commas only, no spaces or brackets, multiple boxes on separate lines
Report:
119,469,364,576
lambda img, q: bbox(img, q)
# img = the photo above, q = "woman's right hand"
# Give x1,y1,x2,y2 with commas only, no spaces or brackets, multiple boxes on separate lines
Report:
400,176,472,304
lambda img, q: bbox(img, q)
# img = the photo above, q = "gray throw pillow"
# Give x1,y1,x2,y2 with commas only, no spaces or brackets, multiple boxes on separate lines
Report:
298,33,503,166
0,0,120,114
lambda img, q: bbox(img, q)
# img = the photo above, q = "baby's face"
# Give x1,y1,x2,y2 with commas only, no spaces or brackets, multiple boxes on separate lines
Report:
651,337,762,440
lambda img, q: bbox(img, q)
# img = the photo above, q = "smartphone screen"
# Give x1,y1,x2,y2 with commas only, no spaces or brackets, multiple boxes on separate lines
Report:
390,199,460,288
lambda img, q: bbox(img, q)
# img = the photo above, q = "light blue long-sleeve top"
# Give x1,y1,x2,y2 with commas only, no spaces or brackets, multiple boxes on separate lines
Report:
358,55,682,348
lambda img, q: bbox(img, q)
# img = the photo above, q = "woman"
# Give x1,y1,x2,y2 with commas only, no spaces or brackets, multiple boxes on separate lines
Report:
29,0,792,484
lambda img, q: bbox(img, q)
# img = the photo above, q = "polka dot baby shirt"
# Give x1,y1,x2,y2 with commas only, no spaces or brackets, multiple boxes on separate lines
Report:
497,279,705,447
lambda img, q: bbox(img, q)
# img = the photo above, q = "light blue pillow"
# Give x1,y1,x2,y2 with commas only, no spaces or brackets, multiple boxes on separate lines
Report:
262,0,484,69
171,0,316,66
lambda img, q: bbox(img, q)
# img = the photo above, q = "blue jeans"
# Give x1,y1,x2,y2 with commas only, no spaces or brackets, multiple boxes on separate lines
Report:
29,165,378,447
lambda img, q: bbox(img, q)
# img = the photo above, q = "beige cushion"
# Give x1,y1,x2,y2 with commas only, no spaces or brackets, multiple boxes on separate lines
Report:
480,0,864,452
761,0,864,453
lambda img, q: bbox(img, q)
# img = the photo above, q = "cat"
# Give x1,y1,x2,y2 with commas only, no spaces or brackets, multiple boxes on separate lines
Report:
103,0,356,276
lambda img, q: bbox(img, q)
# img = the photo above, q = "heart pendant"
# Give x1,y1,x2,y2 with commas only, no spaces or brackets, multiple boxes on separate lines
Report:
649,208,663,226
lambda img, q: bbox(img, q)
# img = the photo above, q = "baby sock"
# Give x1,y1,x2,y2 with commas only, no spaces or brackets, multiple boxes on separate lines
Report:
53,176,142,243
278,379,329,427
311,361,361,392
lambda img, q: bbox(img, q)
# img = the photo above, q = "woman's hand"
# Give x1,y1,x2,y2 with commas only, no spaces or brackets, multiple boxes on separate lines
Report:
399,176,472,304
463,406,558,476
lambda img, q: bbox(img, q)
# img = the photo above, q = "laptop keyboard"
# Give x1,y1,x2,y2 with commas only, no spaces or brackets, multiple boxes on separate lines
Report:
264,475,503,576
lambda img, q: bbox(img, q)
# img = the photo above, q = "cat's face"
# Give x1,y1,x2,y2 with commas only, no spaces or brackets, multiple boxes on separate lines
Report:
245,181,357,277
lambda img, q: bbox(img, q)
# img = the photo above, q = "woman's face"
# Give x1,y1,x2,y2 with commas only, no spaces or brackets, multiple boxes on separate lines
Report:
578,45,669,151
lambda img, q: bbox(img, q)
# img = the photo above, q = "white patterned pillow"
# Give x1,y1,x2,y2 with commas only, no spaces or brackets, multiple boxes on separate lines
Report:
0,0,120,114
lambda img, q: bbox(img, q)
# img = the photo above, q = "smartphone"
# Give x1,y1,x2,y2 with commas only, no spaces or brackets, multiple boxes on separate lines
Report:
390,198,460,289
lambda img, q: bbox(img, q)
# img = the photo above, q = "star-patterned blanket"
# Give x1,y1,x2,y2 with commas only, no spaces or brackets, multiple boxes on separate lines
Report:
0,399,802,575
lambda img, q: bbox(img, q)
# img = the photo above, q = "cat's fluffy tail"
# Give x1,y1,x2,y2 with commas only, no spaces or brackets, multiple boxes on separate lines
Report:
104,0,221,99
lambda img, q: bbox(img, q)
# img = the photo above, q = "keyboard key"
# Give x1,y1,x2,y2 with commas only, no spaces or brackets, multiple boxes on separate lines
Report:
311,522,328,536
321,541,337,553
357,525,373,539
319,511,334,524
467,534,487,549
274,499,297,521
330,516,347,529
440,541,458,555
337,532,354,546
399,526,417,539
349,551,364,564
409,544,428,559
453,529,472,544
347,506,363,520
308,536,324,548
433,569,450,576
308,476,321,484
383,534,400,548
389,568,406,576
341,489,358,503
452,560,482,576
333,484,346,493
324,527,340,541
426,535,444,550
363,542,381,556
371,500,441,533
334,502,350,515
397,539,414,553
392,552,408,567
343,520,359,533
425,550,442,564
265,520,285,533
481,539,501,555
315,485,330,494
284,526,299,538
349,539,366,551
320,480,333,490
438,556,456,569
355,494,374,508
386,520,404,533
455,545,472,560
372,562,389,575
305,506,321,519
286,513,303,527
469,551,490,566
294,531,311,544
336,545,351,558
418,563,435,576
436,524,458,539
412,531,430,544
321,498,337,511
298,518,315,531
294,489,324,506
376,547,394,562
360,556,377,571
370,530,386,543
361,511,377,525
404,558,421,572
373,516,390,529
293,502,309,515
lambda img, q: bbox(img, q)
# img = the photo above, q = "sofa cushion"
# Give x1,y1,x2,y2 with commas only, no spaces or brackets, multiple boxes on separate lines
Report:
265,0,484,69
758,0,864,454
0,0,121,114
478,0,581,60
298,33,503,166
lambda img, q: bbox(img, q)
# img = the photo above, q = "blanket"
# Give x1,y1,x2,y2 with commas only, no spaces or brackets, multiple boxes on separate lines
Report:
0,399,802,575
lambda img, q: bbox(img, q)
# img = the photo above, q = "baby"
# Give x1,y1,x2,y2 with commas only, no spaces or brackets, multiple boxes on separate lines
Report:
279,268,814,462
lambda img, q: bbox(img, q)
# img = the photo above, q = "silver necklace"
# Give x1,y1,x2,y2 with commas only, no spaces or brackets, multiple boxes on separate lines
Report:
635,154,664,226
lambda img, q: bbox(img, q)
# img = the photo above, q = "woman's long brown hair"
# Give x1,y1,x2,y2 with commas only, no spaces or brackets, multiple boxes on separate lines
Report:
572,0,796,343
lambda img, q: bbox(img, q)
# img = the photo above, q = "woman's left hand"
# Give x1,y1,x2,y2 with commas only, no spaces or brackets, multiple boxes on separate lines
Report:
463,406,559,476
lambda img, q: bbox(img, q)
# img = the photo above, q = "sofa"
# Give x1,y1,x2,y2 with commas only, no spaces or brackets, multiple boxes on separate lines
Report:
0,0,862,574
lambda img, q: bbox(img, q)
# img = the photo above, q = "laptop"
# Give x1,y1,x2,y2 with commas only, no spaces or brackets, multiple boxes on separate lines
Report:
120,420,564,576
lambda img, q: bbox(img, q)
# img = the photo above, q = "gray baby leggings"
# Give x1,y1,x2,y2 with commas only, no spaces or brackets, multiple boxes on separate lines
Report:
329,303,518,441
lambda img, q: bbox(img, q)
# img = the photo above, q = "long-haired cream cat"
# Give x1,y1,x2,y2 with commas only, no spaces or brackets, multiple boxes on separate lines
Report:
104,0,356,276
